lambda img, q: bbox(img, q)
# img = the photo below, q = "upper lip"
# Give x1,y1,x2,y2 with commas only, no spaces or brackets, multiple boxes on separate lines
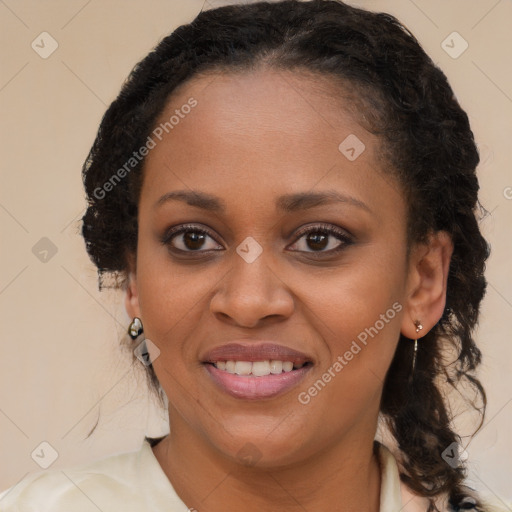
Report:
201,342,314,365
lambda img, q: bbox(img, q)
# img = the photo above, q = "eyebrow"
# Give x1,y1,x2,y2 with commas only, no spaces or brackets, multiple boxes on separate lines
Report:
154,189,372,214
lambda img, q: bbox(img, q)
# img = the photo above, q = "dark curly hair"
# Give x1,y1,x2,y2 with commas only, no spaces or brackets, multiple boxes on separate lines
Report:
80,1,490,510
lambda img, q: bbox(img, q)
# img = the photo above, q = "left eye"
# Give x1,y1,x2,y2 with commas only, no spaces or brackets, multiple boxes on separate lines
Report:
288,225,352,253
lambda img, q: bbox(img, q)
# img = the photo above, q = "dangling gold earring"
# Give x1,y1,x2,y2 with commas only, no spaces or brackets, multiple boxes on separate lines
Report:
412,320,423,373
128,317,143,340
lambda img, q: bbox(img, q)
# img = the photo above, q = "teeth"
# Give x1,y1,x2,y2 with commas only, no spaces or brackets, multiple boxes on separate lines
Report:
234,361,252,375
282,361,293,372
269,360,282,374
213,360,306,376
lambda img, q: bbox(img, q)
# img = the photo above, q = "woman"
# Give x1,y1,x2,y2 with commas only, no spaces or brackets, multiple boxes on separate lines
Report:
0,1,506,510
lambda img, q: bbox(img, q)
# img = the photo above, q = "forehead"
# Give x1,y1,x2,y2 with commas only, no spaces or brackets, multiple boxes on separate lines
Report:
156,66,366,144
139,67,403,221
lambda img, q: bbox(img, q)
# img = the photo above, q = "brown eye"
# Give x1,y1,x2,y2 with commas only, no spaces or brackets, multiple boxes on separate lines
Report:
304,232,330,251
289,224,353,255
162,225,223,252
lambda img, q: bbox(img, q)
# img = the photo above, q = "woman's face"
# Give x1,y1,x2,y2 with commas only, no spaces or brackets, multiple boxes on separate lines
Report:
127,68,416,467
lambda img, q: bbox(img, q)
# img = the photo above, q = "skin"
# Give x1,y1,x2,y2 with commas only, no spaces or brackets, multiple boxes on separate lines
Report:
125,67,453,511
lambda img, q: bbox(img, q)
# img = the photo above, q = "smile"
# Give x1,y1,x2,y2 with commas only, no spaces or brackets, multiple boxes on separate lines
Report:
212,360,308,375
203,360,313,400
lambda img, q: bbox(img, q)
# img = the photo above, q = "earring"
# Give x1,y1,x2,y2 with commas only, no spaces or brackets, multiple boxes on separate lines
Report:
412,320,423,373
128,317,143,340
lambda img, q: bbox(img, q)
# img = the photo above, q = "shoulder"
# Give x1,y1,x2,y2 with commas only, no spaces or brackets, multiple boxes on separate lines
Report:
378,443,511,512
400,479,511,512
0,439,158,511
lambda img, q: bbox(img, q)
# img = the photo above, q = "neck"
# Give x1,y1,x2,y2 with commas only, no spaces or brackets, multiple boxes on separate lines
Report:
153,413,381,512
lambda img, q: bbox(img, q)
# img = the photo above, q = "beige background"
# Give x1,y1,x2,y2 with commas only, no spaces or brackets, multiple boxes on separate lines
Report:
1,0,511,504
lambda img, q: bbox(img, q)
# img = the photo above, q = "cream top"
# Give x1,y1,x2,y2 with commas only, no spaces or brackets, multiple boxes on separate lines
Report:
0,438,498,511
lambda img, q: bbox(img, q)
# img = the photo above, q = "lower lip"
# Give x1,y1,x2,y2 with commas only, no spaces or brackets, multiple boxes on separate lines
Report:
203,363,313,400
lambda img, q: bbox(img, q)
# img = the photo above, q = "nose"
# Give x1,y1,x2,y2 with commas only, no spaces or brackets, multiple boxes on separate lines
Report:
209,250,295,329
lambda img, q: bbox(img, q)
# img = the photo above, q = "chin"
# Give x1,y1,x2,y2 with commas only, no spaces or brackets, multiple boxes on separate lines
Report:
210,428,312,470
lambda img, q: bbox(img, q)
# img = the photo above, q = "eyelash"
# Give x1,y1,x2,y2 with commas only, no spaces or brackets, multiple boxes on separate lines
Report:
161,223,353,258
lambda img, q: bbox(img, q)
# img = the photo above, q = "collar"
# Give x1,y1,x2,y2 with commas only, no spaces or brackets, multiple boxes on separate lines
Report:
143,436,432,511
377,441,431,511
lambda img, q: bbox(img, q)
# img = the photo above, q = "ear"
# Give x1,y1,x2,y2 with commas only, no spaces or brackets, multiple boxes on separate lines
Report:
124,254,141,320
401,231,454,339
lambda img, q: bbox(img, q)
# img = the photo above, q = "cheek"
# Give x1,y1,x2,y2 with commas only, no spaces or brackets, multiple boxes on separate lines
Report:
295,247,405,330
136,267,206,349
134,237,223,379
293,269,404,442
293,251,406,383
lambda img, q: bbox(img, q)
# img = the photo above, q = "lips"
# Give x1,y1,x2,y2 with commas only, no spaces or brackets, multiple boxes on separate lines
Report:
201,342,313,366
200,342,314,400
204,362,313,400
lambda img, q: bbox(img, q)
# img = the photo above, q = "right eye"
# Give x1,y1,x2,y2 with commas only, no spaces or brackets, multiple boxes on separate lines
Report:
161,224,224,253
